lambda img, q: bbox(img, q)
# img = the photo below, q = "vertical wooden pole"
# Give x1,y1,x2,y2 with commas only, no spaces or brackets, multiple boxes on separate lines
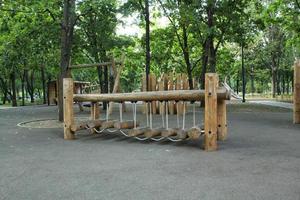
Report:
175,74,182,114
63,78,75,140
90,102,100,134
159,75,165,115
204,73,218,151
150,74,157,114
217,100,227,140
294,60,300,124
182,74,189,115
168,73,175,115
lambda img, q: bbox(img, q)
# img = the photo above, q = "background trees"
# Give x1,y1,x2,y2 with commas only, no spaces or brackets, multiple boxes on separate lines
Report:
0,0,298,108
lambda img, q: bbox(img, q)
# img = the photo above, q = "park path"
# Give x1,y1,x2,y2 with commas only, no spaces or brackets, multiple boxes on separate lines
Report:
249,100,293,109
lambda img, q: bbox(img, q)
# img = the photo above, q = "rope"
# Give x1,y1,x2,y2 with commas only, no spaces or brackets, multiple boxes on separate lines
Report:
146,102,149,127
119,103,123,122
134,136,149,141
132,102,137,128
182,101,186,130
106,104,109,121
176,102,180,128
150,102,153,129
165,101,169,129
161,103,165,128
193,102,196,127
167,137,183,142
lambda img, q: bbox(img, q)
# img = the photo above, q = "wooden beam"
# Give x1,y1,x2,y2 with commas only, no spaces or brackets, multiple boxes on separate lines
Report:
70,119,104,132
294,60,300,124
217,99,227,140
204,73,218,151
74,88,230,103
63,78,75,139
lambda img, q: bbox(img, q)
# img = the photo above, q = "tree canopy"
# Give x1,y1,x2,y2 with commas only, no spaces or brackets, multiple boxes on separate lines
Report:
0,0,299,106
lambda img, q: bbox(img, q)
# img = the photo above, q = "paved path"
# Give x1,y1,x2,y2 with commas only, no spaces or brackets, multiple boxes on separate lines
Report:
249,100,293,109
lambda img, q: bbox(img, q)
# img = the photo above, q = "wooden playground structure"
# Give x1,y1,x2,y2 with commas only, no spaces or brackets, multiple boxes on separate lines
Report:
63,73,231,151
141,73,200,115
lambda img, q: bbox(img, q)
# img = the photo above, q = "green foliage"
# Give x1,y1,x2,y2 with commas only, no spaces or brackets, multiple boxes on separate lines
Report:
0,0,298,105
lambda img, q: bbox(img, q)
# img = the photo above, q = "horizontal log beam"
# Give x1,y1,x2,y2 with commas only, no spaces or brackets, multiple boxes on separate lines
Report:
69,61,122,69
73,88,230,102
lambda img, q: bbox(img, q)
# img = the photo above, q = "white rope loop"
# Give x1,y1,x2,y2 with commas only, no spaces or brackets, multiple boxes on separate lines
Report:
182,101,186,130
119,102,123,122
146,102,149,127
165,101,169,130
176,102,180,128
149,102,153,129
193,102,196,127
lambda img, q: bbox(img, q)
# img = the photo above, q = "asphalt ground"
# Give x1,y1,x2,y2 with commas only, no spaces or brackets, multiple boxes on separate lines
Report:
0,103,299,200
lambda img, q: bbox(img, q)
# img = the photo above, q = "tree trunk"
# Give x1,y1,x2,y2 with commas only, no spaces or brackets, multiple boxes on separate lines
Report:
206,1,216,72
41,64,46,104
182,24,193,89
10,70,17,107
236,77,239,94
271,68,277,98
25,70,35,103
58,0,75,121
21,70,26,106
145,0,150,91
241,42,246,102
200,41,208,107
250,74,255,94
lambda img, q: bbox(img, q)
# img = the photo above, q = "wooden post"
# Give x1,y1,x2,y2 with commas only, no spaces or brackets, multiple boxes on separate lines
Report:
150,74,157,114
217,100,227,140
168,73,175,115
90,102,100,134
294,60,300,123
204,73,218,151
175,74,182,114
63,78,75,139
159,74,166,115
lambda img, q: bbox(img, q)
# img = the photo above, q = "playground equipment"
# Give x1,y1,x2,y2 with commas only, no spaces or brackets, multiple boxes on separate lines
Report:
141,73,199,115
63,73,230,151
47,80,90,105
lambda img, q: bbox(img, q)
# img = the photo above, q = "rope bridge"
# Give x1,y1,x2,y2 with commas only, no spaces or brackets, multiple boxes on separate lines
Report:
63,73,230,151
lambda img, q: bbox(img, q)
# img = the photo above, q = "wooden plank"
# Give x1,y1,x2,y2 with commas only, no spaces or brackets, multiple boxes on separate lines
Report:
128,127,150,137
144,128,164,138
90,102,100,134
150,74,157,114
176,129,188,139
63,78,75,139
187,126,203,140
70,119,105,132
217,100,227,140
113,120,139,129
142,74,147,114
161,128,178,137
175,74,182,114
182,74,189,116
204,73,218,151
294,60,300,123
74,88,230,102
168,73,175,115
158,75,165,115
101,120,117,129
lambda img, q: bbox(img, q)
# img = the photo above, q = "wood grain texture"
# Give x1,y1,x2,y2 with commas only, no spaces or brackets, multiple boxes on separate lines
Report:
294,60,300,123
204,73,218,151
63,78,75,139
